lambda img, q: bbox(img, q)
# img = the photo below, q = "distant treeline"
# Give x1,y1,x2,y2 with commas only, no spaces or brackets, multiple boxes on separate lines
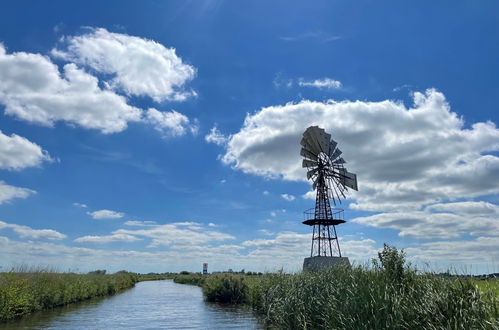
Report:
0,267,138,321
174,245,499,329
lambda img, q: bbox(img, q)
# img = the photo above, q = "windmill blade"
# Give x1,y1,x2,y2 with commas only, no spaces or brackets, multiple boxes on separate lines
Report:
339,169,358,191
310,127,329,153
333,157,346,165
300,147,318,161
316,129,331,154
300,136,317,155
330,147,342,161
303,127,323,154
307,168,318,180
328,139,338,157
302,159,318,168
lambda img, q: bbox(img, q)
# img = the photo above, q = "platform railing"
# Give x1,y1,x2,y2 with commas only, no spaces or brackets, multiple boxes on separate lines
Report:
303,208,344,222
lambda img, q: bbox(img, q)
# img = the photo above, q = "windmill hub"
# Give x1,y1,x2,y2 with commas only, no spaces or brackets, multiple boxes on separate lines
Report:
300,126,358,271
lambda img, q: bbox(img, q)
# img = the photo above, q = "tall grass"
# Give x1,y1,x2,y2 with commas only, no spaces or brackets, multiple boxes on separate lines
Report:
0,267,138,321
197,245,499,329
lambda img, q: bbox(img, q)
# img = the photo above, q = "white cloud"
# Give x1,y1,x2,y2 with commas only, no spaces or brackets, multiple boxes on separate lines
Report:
0,181,36,204
242,232,377,265
302,191,315,199
88,209,124,220
0,220,66,240
352,201,499,239
208,222,217,227
0,131,52,170
298,78,342,89
406,236,499,267
281,193,296,201
258,229,273,236
145,108,198,137
0,44,142,134
73,202,87,208
263,190,269,195
123,220,157,226
220,89,499,212
205,125,228,146
74,233,141,243
52,27,196,102
112,222,234,248
425,201,499,215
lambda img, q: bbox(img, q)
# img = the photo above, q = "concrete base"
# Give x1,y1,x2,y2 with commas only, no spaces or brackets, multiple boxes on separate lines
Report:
303,256,350,272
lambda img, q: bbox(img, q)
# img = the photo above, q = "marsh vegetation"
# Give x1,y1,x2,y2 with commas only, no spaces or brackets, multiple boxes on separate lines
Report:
0,267,138,321
175,245,499,329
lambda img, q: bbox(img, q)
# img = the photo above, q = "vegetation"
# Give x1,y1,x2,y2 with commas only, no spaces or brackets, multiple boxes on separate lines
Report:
173,273,205,286
137,272,176,281
0,267,138,321
203,274,249,304
180,245,499,329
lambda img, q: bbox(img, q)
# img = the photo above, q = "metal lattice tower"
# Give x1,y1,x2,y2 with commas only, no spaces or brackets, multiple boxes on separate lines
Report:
300,126,358,258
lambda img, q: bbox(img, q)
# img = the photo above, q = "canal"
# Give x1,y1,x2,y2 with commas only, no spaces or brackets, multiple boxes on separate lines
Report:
0,280,262,329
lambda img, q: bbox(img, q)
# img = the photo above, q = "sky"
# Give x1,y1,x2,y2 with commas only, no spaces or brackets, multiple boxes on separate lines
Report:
1,0,498,274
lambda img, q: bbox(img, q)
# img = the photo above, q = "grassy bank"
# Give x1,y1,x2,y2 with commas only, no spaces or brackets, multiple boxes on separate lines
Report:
0,269,138,321
183,246,499,329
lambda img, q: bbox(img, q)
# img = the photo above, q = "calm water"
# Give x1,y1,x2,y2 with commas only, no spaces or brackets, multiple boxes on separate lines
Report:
0,280,262,329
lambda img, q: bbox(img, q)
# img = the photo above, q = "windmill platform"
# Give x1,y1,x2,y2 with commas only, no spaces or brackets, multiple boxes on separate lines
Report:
303,256,350,271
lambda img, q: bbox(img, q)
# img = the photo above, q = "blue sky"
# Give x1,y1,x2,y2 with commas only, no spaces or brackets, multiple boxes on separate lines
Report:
1,0,499,273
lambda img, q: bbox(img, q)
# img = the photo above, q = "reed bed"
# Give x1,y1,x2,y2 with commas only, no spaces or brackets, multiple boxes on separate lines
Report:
0,267,138,321
197,246,499,329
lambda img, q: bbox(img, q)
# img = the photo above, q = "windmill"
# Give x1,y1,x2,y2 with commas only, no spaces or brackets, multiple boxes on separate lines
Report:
300,126,358,270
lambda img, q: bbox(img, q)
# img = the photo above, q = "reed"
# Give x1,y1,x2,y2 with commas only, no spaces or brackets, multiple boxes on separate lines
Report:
0,267,138,321
197,245,499,329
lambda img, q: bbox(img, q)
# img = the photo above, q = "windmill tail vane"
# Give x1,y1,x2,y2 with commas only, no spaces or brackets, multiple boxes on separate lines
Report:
300,126,358,258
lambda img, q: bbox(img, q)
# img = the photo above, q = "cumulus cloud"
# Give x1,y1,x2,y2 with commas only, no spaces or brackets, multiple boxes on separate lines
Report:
425,201,499,215
406,236,499,266
51,27,196,102
242,232,377,263
352,205,499,239
0,131,52,170
205,125,228,146
0,44,142,133
112,222,234,248
220,89,499,212
298,78,342,89
0,220,66,240
0,181,36,204
88,209,124,220
145,108,197,137
281,193,296,201
74,233,141,243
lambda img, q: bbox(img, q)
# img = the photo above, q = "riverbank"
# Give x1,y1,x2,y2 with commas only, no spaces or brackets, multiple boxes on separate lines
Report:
0,269,138,321
174,246,499,329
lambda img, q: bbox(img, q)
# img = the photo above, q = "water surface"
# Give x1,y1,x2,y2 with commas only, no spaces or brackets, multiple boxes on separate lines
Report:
0,280,261,329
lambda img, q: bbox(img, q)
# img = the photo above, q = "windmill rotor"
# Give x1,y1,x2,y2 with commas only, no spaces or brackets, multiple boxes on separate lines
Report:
300,126,358,205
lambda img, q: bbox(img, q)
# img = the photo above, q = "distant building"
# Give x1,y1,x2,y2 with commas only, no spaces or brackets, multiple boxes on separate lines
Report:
203,263,208,275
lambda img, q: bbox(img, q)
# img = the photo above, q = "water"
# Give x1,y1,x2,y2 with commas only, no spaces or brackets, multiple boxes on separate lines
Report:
0,280,262,329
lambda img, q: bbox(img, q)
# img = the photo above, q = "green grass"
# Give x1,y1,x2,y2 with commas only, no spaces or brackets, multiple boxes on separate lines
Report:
0,268,138,321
